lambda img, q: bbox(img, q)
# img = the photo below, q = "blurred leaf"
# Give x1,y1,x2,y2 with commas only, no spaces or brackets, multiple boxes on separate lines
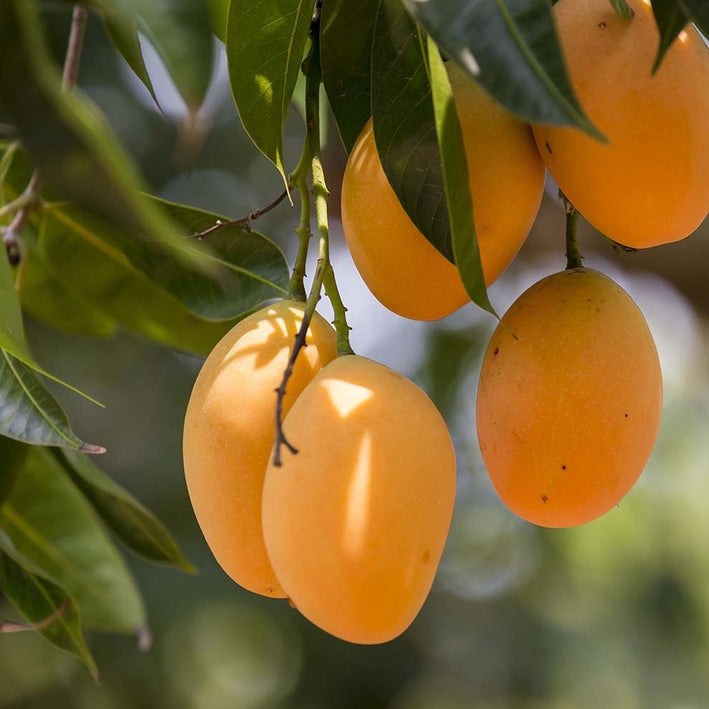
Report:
372,0,451,260
34,210,233,353
102,10,159,108
320,0,379,152
1,234,102,403
649,0,705,72
20,236,118,338
402,0,600,135
682,0,709,33
227,0,312,184
425,38,495,316
0,351,103,452
207,0,229,42
0,551,97,677
43,199,289,321
83,0,214,109
0,0,184,258
54,449,195,572
0,435,28,504
610,0,635,19
0,448,147,633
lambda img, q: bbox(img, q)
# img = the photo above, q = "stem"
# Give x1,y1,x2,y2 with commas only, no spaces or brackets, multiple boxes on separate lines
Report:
288,146,312,301
272,1,353,466
192,189,289,240
561,192,583,269
3,4,89,265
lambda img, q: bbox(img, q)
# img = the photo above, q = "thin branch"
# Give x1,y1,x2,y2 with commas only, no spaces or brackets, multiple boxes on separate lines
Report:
192,189,289,240
0,598,71,634
3,4,89,265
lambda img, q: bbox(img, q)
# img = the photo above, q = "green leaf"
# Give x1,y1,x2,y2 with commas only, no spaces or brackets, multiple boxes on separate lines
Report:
372,0,452,260
207,0,229,42
650,0,690,72
610,0,635,20
19,236,118,339
0,351,104,453
227,0,312,184
320,0,379,152
33,210,232,353
0,435,28,504
0,0,184,258
424,38,495,317
402,0,601,136
102,10,159,108
1,236,103,402
83,0,214,110
0,448,147,634
682,0,709,33
54,449,195,572
0,551,97,678
43,199,290,322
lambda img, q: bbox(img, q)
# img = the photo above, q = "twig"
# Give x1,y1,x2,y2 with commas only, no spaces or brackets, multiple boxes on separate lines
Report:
192,189,289,240
272,3,353,466
3,4,89,265
0,598,71,634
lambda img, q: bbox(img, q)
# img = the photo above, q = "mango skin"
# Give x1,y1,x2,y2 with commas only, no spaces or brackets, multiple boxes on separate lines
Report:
183,300,337,597
476,268,662,527
532,0,709,247
262,355,456,643
341,63,545,321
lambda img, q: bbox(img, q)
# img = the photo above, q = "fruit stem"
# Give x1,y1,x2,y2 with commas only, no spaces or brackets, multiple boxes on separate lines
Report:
288,145,312,301
272,0,353,466
562,192,584,270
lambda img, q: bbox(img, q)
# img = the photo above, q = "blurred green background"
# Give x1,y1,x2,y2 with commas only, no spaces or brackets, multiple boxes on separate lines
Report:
2,8,709,708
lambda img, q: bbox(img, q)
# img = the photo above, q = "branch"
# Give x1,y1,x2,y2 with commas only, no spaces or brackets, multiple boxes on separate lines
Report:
191,189,289,240
3,4,89,265
561,191,583,270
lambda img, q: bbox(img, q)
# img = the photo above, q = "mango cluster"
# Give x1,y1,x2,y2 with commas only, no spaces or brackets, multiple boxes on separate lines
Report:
183,301,456,643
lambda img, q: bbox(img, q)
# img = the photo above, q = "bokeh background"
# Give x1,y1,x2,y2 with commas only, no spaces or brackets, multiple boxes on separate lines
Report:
2,8,709,708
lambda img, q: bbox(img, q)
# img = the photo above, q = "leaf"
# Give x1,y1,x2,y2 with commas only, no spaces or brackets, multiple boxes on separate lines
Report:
102,9,159,108
650,1,688,73
0,351,104,453
0,0,184,259
402,0,601,135
424,38,495,317
610,0,635,20
227,0,313,184
32,211,232,354
84,0,214,110
19,236,118,339
54,449,195,572
320,0,379,152
1,232,103,402
0,447,147,634
0,551,97,678
207,0,229,42
681,0,709,34
371,0,452,260
43,199,290,322
0,435,28,504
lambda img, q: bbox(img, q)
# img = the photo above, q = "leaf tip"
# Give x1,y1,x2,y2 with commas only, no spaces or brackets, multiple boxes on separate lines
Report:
79,442,107,455
136,624,152,652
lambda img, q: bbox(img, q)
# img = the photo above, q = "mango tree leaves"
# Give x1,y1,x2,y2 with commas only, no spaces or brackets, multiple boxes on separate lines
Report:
402,0,600,135
0,435,28,504
371,0,451,260
320,0,379,152
54,449,194,572
43,199,289,322
424,38,494,316
227,0,312,185
0,352,103,452
0,0,187,261
0,552,97,677
0,448,146,634
207,0,229,42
